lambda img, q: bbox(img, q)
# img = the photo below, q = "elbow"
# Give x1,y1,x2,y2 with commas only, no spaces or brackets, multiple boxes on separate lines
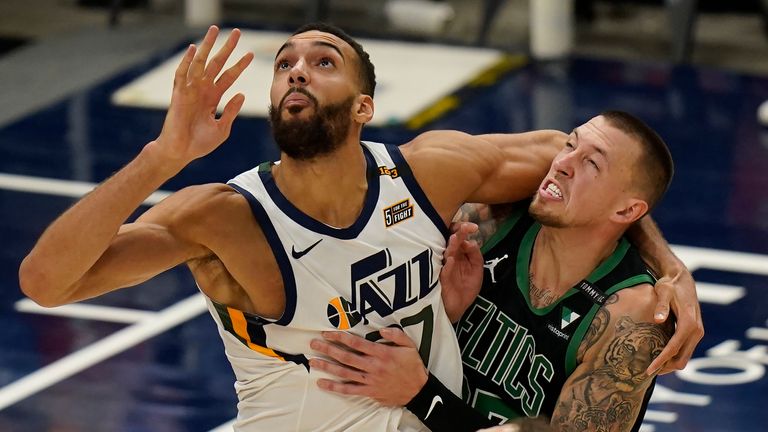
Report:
18,256,68,308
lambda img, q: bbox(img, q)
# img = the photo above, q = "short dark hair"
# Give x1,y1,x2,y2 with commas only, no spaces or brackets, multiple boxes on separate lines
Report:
293,22,376,98
600,110,674,211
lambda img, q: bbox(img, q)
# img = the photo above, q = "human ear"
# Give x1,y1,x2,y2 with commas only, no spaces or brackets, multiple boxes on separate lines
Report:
353,94,374,124
611,198,649,224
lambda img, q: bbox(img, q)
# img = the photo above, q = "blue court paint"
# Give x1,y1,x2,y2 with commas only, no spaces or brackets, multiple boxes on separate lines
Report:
1,49,767,430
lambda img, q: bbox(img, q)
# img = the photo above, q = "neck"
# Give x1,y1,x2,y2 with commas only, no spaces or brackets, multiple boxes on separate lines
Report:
273,136,368,228
530,224,623,297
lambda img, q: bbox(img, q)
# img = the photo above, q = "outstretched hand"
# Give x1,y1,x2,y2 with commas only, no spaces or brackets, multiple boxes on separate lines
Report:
150,26,254,168
309,328,427,406
646,265,704,375
441,222,485,322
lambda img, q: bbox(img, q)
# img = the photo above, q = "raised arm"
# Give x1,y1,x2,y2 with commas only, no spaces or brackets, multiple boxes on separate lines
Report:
551,286,674,432
626,216,704,374
18,26,252,306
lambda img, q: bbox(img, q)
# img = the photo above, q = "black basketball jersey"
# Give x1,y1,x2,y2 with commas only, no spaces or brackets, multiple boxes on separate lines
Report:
456,205,656,423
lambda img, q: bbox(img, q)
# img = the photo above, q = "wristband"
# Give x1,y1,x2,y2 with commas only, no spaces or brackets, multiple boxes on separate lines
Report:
406,373,496,431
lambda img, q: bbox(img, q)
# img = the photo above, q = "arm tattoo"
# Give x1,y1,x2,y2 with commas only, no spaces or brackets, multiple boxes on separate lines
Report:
555,314,672,432
453,203,514,248
576,294,617,362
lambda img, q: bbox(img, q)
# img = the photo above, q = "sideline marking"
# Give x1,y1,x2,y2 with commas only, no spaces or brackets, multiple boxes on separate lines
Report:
0,294,206,411
696,283,746,305
0,172,172,205
209,419,236,432
15,298,157,323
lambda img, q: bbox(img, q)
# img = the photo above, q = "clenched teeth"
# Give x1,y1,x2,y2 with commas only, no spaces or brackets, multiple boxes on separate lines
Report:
547,182,562,198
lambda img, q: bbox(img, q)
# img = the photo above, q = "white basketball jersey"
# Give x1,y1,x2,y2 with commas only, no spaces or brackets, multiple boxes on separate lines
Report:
203,141,462,431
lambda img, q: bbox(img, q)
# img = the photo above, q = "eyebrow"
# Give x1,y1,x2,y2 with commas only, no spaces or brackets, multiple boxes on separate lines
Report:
573,128,608,160
275,41,345,61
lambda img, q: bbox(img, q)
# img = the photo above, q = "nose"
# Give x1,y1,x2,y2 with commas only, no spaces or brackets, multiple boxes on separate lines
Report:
553,152,574,178
288,59,309,86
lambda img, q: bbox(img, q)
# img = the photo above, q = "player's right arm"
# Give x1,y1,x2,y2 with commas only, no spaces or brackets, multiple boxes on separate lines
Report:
18,26,253,307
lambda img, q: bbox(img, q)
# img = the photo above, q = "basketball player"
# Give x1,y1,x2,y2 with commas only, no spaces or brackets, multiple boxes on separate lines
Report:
19,21,698,431
310,112,694,431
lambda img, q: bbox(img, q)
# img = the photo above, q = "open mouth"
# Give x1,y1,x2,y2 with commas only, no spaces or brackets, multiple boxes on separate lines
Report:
541,180,563,200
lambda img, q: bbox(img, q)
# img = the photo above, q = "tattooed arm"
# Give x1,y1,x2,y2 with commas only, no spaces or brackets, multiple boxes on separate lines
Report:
451,202,515,248
441,202,518,322
551,286,674,432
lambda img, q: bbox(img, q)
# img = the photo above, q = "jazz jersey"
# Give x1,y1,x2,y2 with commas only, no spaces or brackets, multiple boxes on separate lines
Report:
458,204,656,426
202,141,463,431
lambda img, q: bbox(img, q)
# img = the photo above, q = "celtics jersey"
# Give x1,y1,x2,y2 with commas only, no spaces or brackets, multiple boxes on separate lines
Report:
457,205,656,423
202,141,462,431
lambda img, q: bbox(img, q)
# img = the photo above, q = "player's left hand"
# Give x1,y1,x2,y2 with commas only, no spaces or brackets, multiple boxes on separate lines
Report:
647,264,704,375
309,327,427,406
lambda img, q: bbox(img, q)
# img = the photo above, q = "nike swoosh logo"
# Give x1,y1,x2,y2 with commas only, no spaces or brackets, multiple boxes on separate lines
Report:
291,239,323,259
424,395,443,420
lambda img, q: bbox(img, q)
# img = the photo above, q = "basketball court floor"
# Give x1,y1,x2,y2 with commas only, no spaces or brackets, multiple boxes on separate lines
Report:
0,24,767,432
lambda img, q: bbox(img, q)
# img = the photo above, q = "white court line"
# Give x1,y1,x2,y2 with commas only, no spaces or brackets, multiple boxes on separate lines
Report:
643,410,678,423
673,245,768,276
14,298,157,324
0,172,172,205
747,327,768,341
0,294,206,411
209,418,236,432
696,282,746,305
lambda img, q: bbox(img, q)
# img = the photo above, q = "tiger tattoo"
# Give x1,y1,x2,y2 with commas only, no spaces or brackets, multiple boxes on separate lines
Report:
555,315,673,432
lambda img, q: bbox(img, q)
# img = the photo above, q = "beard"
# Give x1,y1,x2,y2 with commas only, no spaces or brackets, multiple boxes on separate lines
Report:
528,194,568,228
268,88,355,161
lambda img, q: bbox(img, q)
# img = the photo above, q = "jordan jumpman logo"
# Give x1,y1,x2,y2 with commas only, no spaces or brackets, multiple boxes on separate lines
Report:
483,254,508,283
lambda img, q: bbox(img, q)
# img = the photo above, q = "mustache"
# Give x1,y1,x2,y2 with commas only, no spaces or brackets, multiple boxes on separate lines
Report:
279,87,318,110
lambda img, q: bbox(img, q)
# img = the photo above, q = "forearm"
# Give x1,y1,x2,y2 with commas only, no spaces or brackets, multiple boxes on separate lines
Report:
406,373,497,432
627,216,683,276
19,143,183,304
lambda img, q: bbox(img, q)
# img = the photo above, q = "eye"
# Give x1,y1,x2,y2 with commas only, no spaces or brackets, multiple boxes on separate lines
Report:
319,57,334,67
588,159,599,170
276,60,290,70
565,142,575,150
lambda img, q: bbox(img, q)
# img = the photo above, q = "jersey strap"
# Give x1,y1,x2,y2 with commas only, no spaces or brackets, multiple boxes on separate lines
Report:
384,144,449,238
226,183,298,326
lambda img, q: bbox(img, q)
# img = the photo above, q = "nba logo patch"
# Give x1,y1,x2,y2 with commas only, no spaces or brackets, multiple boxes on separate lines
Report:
326,296,362,330
383,199,414,227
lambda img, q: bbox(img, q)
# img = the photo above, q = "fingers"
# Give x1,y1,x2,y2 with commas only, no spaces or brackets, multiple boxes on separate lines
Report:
189,25,220,80
204,28,242,81
217,93,246,134
310,358,367,384
647,333,681,375
652,280,673,322
316,378,368,397
174,44,196,87
310,337,369,371
461,239,483,265
444,232,461,261
215,51,255,94
320,330,390,357
379,327,418,349
646,306,704,375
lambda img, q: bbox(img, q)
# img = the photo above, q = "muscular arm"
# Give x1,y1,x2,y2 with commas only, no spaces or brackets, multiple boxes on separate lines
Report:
19,26,251,307
551,288,674,432
401,129,565,225
19,147,201,306
626,217,704,374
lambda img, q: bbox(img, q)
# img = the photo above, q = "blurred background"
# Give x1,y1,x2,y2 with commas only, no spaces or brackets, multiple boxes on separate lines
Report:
1,1,767,431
